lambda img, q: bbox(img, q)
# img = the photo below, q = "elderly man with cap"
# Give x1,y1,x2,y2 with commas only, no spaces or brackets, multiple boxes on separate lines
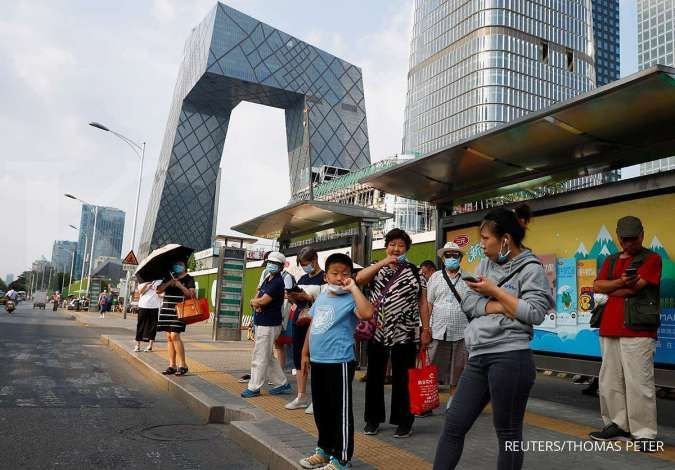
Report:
425,242,470,399
589,216,662,452
242,251,293,398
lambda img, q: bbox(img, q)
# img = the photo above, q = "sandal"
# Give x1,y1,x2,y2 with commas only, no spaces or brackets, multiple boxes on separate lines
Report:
162,367,177,375
175,367,189,376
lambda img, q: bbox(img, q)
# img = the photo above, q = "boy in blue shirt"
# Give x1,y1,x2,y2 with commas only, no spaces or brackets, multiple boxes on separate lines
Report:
299,253,374,470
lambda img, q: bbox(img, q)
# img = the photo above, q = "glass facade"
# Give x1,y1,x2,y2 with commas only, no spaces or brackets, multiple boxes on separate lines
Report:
638,0,675,176
592,0,620,85
140,3,371,257
403,0,597,157
51,240,77,274
74,205,125,280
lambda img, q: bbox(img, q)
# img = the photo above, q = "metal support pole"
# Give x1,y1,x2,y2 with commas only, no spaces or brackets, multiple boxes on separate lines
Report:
68,251,75,297
87,206,99,296
79,235,88,295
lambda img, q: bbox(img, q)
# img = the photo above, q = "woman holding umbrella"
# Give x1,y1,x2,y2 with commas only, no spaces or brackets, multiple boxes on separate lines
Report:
156,260,195,376
136,244,197,377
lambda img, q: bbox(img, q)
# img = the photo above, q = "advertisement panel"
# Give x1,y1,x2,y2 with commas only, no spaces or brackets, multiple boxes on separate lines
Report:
446,193,675,366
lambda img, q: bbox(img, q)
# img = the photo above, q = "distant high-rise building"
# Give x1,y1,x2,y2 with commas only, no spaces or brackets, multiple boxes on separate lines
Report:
638,0,675,175
51,240,77,273
592,0,620,86
74,205,125,280
4,274,14,285
403,0,596,157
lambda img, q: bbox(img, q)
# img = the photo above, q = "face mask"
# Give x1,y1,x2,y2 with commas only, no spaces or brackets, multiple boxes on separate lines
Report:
444,258,460,270
496,239,511,265
171,264,185,274
397,255,407,263
266,263,280,274
326,284,348,295
301,264,313,274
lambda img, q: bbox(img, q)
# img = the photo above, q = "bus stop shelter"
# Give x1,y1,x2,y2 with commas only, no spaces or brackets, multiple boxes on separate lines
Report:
231,200,393,267
364,65,675,386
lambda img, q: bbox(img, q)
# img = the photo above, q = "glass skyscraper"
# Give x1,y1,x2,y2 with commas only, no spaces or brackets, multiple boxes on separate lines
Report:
592,0,620,86
403,0,597,157
51,240,77,274
140,2,371,257
638,0,675,175
74,205,125,280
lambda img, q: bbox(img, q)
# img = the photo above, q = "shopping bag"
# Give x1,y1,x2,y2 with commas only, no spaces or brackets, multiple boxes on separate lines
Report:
175,297,210,325
408,348,440,415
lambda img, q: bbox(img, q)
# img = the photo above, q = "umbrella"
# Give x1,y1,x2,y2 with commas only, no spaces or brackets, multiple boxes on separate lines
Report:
135,244,194,283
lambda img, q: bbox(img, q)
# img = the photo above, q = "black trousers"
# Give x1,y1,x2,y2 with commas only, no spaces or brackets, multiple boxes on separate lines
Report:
433,349,536,470
364,341,416,427
136,308,158,342
311,361,356,463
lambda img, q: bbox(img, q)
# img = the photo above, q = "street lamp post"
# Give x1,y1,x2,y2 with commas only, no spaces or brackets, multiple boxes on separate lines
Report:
89,121,145,319
67,225,80,297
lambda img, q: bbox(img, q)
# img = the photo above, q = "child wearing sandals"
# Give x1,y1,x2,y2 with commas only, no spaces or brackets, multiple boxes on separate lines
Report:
299,253,374,470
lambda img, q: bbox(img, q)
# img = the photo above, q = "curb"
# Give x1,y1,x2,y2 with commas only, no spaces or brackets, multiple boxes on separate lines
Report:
100,335,304,469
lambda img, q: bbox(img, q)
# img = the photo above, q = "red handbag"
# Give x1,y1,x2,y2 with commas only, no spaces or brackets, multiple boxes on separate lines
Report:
175,297,210,325
408,348,440,415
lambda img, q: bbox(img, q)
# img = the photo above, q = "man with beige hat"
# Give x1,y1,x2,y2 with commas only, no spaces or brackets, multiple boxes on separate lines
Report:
426,242,470,397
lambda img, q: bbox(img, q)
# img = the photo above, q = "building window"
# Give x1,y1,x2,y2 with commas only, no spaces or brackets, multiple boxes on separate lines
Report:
566,49,574,72
541,42,549,64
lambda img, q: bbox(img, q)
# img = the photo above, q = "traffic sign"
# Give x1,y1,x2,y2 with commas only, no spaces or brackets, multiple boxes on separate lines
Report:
122,264,136,272
122,250,139,265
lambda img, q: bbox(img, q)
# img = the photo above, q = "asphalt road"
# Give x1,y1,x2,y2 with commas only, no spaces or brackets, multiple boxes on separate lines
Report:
0,302,264,470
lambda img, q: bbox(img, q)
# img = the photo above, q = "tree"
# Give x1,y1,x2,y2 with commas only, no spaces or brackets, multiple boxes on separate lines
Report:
0,278,7,292
187,253,196,272
9,271,31,291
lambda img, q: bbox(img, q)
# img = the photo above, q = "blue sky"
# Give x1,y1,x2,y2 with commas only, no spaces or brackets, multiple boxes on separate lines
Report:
0,0,641,278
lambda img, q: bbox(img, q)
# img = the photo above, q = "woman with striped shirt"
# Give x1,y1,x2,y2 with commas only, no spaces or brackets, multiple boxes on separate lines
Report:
156,260,195,376
355,228,432,439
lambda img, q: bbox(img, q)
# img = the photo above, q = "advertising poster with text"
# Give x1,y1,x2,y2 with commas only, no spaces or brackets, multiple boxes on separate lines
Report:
446,193,675,366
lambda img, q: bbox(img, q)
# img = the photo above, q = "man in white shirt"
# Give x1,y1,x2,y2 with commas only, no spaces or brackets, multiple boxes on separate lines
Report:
426,242,469,395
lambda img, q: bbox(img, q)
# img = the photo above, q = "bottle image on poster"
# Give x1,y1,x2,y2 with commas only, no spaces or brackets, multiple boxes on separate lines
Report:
577,259,597,324
538,254,557,328
556,258,578,326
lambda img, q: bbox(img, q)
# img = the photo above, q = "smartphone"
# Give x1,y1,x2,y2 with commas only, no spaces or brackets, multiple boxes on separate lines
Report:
461,275,481,283
624,267,638,277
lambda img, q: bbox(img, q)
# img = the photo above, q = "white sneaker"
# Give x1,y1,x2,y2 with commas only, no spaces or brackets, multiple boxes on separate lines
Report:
285,396,310,410
305,402,314,414
133,345,140,352
143,346,152,352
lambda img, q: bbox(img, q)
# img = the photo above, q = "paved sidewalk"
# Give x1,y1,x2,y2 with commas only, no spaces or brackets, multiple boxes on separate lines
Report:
65,308,675,469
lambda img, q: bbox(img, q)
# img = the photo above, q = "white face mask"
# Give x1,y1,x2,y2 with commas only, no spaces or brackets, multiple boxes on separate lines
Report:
326,284,348,295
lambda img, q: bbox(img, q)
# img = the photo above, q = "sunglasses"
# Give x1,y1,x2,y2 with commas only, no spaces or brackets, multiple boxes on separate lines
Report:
443,253,462,259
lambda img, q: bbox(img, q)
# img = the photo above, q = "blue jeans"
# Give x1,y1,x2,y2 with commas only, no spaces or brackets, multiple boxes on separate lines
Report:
433,349,536,470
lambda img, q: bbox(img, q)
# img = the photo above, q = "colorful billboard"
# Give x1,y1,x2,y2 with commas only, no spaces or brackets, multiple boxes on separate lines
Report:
446,193,675,366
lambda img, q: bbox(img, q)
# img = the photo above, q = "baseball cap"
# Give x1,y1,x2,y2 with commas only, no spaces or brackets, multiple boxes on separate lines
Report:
266,251,286,265
437,241,464,258
616,216,643,238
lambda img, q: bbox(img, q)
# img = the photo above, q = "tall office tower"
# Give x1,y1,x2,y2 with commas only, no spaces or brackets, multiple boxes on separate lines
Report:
403,0,597,157
74,205,125,280
638,0,675,175
592,0,620,85
51,240,77,273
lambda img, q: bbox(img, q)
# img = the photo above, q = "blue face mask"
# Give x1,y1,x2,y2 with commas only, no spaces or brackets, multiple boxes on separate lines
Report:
301,264,313,274
266,263,280,274
171,264,185,274
496,239,511,265
326,284,348,295
444,258,460,271
397,254,407,263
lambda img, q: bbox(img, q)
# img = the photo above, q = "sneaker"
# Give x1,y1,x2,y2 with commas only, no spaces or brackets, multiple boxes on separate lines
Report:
305,402,314,414
394,424,413,438
285,396,310,410
589,423,631,441
363,422,379,435
238,374,250,383
143,346,152,352
269,383,292,395
299,447,330,469
133,345,141,352
240,388,261,398
320,457,349,470
634,438,659,453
